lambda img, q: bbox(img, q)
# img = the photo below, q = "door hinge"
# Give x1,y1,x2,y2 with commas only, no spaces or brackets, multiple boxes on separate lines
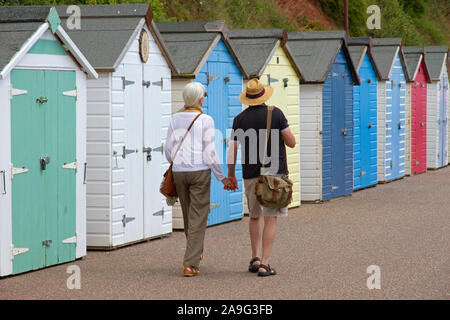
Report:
122,77,135,90
414,160,419,166
62,161,77,171
62,89,77,100
267,74,279,85
122,215,135,227
122,146,137,159
331,185,339,191
10,86,28,99
153,208,164,216
283,78,289,87
332,72,339,77
10,245,29,260
62,235,77,245
210,203,220,210
206,72,219,85
11,165,28,179
390,160,394,169
360,170,367,178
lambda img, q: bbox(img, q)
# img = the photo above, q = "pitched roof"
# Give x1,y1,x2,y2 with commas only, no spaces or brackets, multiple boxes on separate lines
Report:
29,4,177,72
347,37,381,80
156,21,246,77
0,6,97,79
371,38,403,80
228,29,300,79
424,46,448,81
286,31,358,84
402,46,425,81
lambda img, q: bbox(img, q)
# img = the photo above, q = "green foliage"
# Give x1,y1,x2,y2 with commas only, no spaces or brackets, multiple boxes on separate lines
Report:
319,0,369,36
0,0,173,21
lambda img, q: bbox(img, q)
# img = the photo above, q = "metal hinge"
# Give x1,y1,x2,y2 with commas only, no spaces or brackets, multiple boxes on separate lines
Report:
360,170,367,178
153,208,164,216
332,72,339,77
210,203,220,210
62,235,77,245
122,77,135,90
390,160,394,169
10,245,29,261
206,72,220,85
62,161,77,171
10,86,28,99
122,215,135,227
414,160,419,166
62,89,77,100
122,146,137,159
11,165,28,179
331,185,339,192
267,74,279,85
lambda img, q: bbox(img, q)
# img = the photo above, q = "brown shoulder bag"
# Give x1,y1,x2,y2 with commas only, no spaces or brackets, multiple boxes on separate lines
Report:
254,106,293,208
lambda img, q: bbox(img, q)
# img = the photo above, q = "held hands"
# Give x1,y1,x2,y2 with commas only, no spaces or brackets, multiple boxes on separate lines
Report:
221,176,238,192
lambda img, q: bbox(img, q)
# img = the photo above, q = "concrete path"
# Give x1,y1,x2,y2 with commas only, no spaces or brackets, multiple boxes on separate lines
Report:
1,167,450,300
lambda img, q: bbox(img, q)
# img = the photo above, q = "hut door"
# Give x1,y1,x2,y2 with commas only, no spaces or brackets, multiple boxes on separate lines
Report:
205,61,229,226
330,63,346,198
122,64,144,243
11,69,77,274
412,65,427,174
438,77,448,167
390,78,402,179
143,64,164,238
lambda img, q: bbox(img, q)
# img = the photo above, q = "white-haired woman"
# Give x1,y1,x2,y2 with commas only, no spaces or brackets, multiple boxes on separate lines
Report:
165,82,233,277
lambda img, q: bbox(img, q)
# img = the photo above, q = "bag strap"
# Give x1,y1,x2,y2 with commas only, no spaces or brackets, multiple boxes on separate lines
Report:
261,106,289,175
171,112,202,165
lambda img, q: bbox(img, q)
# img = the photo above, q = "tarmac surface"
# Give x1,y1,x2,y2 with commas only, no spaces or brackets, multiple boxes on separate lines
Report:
1,166,450,300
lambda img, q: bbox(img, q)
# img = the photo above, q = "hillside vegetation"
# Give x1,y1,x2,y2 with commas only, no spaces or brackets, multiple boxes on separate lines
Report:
0,0,448,46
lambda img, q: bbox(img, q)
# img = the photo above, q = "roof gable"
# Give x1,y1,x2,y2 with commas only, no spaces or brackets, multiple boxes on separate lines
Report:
402,46,425,81
424,46,448,81
286,31,357,83
0,6,97,79
371,38,402,80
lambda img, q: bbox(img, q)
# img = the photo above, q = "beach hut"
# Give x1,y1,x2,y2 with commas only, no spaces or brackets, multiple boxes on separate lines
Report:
348,37,380,190
156,21,246,228
55,4,178,249
286,31,359,202
402,46,430,175
424,46,449,169
0,7,97,276
228,29,302,208
371,38,407,183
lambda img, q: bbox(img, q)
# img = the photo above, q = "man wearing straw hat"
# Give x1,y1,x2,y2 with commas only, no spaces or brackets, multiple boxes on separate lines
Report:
227,78,296,277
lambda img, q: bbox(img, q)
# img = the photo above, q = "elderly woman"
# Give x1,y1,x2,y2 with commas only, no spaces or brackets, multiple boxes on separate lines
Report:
165,82,233,277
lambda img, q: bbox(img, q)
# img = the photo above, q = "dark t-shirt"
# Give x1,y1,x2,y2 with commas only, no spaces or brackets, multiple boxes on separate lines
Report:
231,104,289,179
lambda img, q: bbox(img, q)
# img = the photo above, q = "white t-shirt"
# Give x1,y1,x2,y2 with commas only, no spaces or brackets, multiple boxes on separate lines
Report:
165,112,225,181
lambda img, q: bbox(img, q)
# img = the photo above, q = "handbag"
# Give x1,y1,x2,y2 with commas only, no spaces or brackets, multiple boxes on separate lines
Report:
254,106,293,209
160,112,203,198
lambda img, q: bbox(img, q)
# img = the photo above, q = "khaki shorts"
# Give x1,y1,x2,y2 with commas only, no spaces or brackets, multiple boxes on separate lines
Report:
244,177,288,218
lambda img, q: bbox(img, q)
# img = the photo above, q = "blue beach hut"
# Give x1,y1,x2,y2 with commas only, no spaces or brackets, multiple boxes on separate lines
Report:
156,21,247,228
348,37,381,190
286,31,359,202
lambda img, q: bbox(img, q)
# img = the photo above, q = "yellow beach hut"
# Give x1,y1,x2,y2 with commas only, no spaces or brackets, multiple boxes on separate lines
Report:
229,29,302,208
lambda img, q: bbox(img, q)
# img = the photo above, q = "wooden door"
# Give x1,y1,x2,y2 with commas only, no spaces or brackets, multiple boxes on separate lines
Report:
143,64,165,238
122,64,144,244
411,63,427,174
11,69,76,274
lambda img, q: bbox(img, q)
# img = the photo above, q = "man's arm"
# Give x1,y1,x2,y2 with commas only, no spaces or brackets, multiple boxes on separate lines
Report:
227,141,239,190
281,128,296,148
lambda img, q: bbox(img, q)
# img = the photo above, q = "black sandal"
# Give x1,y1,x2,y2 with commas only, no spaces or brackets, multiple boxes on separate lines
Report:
257,264,277,277
248,257,261,273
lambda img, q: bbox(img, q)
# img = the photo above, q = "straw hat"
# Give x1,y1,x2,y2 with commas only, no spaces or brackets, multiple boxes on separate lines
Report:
239,78,274,106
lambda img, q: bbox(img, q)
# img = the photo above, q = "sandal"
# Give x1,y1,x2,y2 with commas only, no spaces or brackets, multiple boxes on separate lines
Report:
248,257,261,273
257,264,277,277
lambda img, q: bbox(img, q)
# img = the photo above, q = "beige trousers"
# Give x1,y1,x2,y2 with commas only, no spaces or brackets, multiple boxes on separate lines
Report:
173,169,211,266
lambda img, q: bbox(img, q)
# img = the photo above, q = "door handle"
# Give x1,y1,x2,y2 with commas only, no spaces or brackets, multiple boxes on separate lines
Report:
224,138,229,147
83,162,87,184
36,96,48,104
143,144,164,162
0,170,6,195
368,123,372,129
398,122,402,130
341,128,347,136
420,121,424,127
40,157,50,171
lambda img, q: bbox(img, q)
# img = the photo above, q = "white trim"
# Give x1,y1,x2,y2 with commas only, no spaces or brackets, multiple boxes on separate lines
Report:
112,18,146,71
55,25,98,79
0,23,49,80
387,46,400,79
411,55,423,81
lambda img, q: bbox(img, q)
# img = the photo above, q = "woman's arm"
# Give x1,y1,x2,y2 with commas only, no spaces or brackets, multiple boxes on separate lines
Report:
203,117,226,181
